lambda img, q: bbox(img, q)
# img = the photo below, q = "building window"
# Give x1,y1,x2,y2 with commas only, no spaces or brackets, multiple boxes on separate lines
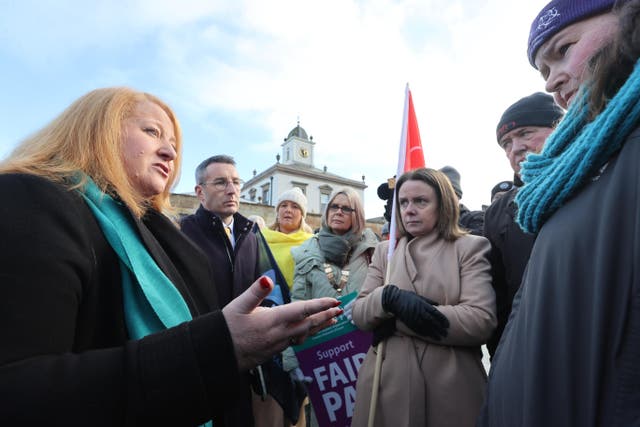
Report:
319,185,332,215
261,184,270,205
249,188,256,202
291,182,308,196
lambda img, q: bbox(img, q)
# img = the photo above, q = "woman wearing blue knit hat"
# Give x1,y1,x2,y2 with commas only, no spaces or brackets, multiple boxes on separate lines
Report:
480,0,640,426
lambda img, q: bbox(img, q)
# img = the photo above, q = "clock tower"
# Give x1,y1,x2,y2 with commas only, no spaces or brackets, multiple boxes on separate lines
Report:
281,121,315,167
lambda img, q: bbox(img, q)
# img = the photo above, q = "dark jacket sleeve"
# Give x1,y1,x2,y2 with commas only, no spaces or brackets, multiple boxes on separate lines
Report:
485,232,509,358
0,174,241,426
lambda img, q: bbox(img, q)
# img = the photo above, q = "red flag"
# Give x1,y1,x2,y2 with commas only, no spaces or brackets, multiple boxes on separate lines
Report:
388,84,425,259
402,87,425,172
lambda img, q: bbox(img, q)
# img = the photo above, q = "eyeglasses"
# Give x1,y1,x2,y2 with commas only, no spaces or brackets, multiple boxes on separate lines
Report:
399,197,430,210
328,204,355,214
200,178,244,191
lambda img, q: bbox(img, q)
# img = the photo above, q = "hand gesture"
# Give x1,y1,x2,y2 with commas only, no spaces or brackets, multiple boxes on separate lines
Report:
223,276,343,371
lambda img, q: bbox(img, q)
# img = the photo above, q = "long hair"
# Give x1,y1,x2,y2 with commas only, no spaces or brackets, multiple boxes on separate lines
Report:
587,0,640,118
394,168,466,241
0,87,182,217
323,187,366,236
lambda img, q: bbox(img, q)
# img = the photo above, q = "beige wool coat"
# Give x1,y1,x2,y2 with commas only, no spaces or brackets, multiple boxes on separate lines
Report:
351,231,497,427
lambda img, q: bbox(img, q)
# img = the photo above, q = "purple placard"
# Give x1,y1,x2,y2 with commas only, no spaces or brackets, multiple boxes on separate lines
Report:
294,328,372,426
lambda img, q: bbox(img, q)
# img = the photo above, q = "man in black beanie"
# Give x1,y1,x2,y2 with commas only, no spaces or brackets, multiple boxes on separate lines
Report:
484,92,564,358
439,165,484,236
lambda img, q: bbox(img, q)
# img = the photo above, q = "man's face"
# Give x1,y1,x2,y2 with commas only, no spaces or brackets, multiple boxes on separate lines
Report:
195,162,241,221
499,126,553,175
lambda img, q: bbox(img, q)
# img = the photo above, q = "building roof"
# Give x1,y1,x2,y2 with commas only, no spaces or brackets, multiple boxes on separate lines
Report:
242,162,367,190
287,124,308,140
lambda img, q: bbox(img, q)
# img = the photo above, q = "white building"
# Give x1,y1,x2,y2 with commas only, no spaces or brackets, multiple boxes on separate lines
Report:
240,123,367,215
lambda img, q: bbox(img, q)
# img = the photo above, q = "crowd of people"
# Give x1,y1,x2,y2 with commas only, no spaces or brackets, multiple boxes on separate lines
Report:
1,0,639,426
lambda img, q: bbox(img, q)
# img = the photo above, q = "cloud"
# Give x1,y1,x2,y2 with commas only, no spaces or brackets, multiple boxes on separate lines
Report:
152,0,551,214
0,0,551,217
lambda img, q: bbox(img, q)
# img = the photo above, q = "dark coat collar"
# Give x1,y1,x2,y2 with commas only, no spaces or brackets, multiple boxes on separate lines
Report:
131,208,219,315
194,205,253,236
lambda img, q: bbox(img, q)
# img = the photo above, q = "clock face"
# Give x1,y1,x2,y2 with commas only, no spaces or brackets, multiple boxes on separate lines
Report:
299,148,309,158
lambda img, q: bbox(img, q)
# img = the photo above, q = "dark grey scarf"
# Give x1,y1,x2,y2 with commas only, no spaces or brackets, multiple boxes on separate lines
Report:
317,225,361,268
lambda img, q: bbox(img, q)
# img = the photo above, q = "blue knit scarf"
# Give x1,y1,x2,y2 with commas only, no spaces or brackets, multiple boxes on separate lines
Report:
516,59,640,233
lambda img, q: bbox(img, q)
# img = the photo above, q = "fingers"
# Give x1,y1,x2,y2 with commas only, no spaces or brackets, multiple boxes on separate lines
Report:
287,297,341,324
278,297,343,345
224,276,273,315
424,311,448,340
427,305,450,328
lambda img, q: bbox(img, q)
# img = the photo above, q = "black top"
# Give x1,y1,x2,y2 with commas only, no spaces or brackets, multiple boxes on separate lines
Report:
180,205,261,427
479,129,640,426
180,206,260,307
459,203,485,236
0,174,240,426
483,185,536,358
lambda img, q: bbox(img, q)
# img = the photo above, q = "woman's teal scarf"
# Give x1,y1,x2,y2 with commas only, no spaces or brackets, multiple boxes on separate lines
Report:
516,59,640,233
81,179,213,426
80,177,213,427
80,179,193,338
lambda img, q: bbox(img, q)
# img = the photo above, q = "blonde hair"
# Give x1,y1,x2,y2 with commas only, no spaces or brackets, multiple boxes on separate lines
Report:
0,87,182,217
394,168,466,241
323,187,366,236
269,209,314,234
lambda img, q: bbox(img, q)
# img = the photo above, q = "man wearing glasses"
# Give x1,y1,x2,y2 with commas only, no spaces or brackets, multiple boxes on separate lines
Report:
181,155,261,426
181,154,259,308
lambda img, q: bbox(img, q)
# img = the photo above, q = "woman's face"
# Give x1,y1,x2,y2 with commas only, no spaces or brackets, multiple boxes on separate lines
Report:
122,101,177,198
534,13,619,109
327,194,353,235
277,201,303,234
398,179,439,237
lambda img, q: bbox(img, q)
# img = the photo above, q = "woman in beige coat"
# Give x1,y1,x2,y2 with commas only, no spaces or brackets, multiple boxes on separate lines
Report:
351,168,496,427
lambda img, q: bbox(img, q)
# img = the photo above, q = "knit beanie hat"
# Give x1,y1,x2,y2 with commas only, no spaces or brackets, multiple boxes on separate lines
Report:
439,166,463,199
496,92,565,143
276,187,308,217
527,0,617,68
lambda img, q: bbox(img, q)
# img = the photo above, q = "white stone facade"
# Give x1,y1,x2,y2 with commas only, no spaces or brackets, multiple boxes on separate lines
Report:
240,123,366,216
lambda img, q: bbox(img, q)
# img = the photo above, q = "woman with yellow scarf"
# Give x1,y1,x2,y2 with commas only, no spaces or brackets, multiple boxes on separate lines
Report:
260,187,314,427
262,187,314,289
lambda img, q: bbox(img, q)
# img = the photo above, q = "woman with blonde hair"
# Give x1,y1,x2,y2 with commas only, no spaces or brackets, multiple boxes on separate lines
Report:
254,187,315,427
351,168,496,427
284,187,377,426
291,187,376,300
0,87,342,425
263,187,314,288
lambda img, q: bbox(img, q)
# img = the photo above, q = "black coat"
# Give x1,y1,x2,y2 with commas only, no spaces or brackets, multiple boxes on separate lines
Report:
180,206,259,307
479,129,640,426
482,186,536,357
459,203,485,236
0,174,240,426
180,206,261,427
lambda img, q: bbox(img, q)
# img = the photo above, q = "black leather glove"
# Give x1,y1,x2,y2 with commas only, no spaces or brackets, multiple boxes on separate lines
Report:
381,284,449,340
372,318,396,347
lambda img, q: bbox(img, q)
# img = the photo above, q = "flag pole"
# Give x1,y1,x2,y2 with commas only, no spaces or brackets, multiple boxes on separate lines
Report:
367,266,392,427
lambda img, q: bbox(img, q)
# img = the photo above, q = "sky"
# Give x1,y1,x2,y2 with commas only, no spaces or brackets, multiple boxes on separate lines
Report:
0,0,552,219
